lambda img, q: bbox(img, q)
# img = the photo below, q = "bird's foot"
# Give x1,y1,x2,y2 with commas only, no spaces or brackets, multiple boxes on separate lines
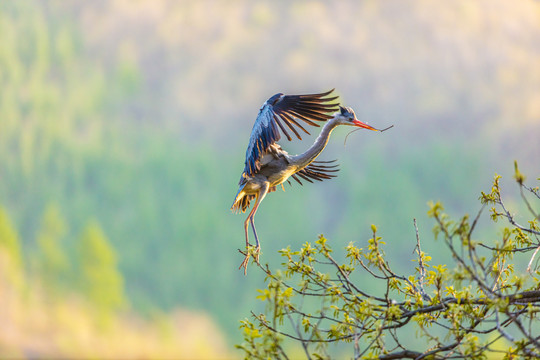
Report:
238,245,261,275
238,249,251,275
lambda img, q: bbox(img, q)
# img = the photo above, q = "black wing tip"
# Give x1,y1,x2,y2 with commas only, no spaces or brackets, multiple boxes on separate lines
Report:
298,89,336,100
245,89,340,172
289,160,340,186
300,88,335,97
273,89,340,141
277,89,337,104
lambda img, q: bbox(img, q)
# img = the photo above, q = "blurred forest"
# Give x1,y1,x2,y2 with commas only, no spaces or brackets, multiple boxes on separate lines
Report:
0,0,539,357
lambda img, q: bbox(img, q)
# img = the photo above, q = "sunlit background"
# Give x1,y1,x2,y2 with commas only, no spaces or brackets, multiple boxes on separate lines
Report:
0,0,539,358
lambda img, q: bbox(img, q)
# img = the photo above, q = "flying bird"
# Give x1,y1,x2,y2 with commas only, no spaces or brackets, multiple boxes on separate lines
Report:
232,89,381,274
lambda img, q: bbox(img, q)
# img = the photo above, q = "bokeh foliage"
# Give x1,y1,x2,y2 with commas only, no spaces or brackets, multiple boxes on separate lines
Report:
0,203,230,358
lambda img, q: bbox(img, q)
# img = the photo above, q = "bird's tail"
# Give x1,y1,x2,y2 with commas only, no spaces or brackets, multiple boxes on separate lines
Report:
231,183,253,213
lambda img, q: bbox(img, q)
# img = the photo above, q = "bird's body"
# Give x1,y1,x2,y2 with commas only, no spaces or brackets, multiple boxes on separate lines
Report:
232,90,379,274
239,145,293,193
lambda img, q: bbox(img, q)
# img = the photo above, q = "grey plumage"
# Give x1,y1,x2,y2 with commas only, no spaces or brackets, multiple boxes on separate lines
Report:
233,91,379,274
243,89,338,177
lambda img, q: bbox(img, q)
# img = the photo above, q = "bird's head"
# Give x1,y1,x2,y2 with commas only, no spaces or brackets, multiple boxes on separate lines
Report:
335,106,378,131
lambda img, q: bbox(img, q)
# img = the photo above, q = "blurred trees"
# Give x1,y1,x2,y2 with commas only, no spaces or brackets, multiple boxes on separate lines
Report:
0,207,24,289
35,203,70,295
78,219,126,324
0,203,229,358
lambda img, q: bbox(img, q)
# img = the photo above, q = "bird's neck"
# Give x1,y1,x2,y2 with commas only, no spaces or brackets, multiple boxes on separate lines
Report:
290,118,340,170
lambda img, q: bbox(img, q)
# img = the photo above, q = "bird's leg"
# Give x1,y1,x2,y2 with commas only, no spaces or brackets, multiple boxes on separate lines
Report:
239,217,255,275
238,183,269,274
238,222,251,270
248,183,268,263
250,217,260,263
243,216,251,248
239,192,260,275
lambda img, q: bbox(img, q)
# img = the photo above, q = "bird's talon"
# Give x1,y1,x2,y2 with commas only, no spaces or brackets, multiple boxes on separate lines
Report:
238,248,248,257
238,245,262,275
239,252,251,275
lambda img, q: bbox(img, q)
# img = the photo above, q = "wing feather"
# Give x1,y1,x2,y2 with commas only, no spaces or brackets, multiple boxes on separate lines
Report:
287,160,340,186
281,111,320,128
243,89,339,176
275,114,303,139
273,114,293,141
278,113,310,136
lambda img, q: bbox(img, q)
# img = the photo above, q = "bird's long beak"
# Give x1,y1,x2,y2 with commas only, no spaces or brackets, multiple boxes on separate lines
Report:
352,119,378,131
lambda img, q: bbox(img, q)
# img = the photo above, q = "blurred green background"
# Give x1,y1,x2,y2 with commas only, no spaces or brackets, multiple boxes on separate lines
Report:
0,0,539,358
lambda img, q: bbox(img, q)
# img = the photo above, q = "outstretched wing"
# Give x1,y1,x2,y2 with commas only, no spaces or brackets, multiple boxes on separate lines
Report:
289,160,340,186
243,89,339,177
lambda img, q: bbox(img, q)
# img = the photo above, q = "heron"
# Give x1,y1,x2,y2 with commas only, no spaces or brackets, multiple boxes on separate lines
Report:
232,89,383,274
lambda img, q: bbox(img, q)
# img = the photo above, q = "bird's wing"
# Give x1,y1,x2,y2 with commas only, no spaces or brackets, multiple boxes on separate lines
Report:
243,89,339,176
289,160,340,186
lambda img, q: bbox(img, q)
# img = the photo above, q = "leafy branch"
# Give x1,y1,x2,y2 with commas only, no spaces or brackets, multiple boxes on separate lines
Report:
237,163,540,359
